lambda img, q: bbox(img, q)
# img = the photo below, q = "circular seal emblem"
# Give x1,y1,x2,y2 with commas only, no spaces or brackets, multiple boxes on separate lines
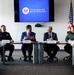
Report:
22,7,29,14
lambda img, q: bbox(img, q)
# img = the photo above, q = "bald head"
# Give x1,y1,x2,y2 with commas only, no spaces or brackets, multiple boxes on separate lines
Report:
47,26,53,33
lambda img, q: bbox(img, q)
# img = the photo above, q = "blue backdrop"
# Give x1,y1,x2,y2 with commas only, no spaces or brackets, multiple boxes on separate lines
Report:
19,0,50,22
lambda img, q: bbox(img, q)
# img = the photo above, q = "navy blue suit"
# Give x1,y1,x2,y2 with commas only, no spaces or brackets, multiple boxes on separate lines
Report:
20,31,36,58
43,32,59,59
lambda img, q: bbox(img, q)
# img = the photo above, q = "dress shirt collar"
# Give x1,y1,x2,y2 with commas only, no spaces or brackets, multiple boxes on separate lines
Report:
48,32,52,38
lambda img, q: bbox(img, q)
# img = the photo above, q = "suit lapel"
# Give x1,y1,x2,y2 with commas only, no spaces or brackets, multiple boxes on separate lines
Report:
47,33,49,38
30,32,33,36
25,32,27,36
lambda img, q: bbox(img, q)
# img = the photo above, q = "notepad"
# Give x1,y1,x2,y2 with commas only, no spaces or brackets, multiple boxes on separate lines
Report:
70,41,74,47
23,40,31,43
1,40,10,44
47,40,57,43
68,41,74,47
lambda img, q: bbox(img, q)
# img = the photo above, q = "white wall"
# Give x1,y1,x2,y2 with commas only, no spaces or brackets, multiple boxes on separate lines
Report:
0,0,74,49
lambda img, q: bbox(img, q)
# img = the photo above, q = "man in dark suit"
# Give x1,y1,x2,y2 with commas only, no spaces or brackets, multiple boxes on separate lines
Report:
20,25,36,61
0,25,14,61
43,26,59,61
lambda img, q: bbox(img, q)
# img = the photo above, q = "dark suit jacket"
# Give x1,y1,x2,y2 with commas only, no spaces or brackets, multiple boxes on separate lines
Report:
43,32,58,41
43,32,58,49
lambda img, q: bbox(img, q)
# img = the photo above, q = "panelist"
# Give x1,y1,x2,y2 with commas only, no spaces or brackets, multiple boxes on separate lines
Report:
43,26,59,61
20,25,36,61
0,25,14,61
64,26,74,61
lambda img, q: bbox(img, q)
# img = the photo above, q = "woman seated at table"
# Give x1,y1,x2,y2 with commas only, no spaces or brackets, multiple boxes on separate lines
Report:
64,26,74,61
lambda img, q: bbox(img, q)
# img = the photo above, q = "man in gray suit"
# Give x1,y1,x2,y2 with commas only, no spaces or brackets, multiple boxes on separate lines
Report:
43,26,59,61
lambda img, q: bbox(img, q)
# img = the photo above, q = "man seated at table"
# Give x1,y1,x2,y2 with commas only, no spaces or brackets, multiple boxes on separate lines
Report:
20,25,36,61
43,26,59,61
64,26,74,61
0,25,14,61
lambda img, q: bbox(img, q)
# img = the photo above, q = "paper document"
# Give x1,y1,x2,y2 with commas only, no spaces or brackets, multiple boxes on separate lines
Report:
1,40,10,44
23,40,31,43
47,40,57,43
68,41,74,47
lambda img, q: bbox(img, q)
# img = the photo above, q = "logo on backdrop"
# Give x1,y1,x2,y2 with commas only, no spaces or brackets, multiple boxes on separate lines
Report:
22,7,46,15
22,7,29,14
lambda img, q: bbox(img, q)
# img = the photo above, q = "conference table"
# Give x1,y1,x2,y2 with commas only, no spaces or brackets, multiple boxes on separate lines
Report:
0,41,38,64
13,41,39,64
38,41,67,63
0,42,6,64
38,41,74,66
1,41,74,66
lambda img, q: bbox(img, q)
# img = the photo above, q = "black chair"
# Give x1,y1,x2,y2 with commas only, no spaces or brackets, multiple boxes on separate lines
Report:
44,55,58,62
43,51,58,62
43,45,59,62
19,50,33,60
63,55,72,61
19,55,33,60
0,54,9,61
0,49,12,61
63,44,72,61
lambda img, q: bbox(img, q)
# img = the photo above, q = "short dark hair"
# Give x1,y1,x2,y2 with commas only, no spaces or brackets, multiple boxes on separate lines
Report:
71,26,74,29
1,25,5,28
26,25,32,30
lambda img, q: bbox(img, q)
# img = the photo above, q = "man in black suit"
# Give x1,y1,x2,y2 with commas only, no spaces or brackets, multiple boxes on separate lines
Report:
20,25,36,61
0,25,14,61
43,26,59,61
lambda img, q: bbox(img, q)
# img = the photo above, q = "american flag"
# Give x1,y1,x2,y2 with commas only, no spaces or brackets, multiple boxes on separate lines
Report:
67,0,73,32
